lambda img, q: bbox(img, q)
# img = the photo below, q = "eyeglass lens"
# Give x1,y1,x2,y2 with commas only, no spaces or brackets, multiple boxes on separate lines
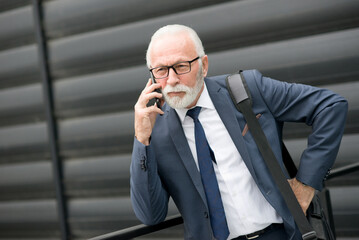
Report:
152,62,191,79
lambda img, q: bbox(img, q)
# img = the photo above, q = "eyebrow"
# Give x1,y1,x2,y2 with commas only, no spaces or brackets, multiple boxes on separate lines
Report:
153,57,195,68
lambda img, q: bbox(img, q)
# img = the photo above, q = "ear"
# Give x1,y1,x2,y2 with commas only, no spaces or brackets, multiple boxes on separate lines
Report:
201,55,209,77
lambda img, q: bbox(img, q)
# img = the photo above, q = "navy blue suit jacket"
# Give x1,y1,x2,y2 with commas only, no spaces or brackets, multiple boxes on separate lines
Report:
130,70,348,240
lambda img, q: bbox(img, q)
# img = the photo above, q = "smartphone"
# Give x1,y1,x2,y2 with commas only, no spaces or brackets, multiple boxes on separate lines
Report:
148,72,162,109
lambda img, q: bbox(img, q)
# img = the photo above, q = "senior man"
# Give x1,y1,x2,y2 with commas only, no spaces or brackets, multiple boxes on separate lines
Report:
130,24,347,240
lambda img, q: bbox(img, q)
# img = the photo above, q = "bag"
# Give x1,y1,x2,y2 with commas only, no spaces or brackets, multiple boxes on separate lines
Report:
226,71,336,240
307,190,335,240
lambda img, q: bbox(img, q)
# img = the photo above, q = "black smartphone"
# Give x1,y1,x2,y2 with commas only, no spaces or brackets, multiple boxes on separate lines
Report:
147,72,162,109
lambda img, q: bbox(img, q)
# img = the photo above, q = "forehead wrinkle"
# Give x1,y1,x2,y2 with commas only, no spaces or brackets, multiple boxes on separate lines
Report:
150,33,196,67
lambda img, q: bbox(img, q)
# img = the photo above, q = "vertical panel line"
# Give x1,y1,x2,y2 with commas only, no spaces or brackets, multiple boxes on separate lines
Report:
32,0,69,239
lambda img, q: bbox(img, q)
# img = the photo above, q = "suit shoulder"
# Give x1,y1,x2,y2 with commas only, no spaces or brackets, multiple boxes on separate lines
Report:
242,69,263,84
205,69,263,89
205,74,228,88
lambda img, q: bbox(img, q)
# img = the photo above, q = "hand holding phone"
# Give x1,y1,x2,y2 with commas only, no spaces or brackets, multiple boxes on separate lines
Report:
134,77,164,145
147,72,162,109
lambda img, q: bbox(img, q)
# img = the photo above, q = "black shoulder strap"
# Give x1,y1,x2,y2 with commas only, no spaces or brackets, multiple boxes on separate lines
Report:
226,71,317,240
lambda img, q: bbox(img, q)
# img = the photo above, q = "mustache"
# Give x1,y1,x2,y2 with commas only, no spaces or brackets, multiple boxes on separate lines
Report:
162,84,191,94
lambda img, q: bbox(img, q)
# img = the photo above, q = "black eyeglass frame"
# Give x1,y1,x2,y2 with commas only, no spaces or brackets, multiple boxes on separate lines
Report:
149,56,200,79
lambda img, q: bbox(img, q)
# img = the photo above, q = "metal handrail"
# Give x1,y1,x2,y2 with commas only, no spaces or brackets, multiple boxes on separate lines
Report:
88,214,183,240
89,162,359,240
326,162,359,180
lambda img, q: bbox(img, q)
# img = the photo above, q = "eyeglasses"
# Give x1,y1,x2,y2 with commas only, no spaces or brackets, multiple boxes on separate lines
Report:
149,56,200,80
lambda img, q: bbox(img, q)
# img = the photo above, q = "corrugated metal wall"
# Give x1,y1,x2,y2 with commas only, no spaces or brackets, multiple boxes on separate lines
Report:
0,0,358,239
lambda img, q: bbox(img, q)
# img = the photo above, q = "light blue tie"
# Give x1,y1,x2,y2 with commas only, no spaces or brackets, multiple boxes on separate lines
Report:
187,107,230,240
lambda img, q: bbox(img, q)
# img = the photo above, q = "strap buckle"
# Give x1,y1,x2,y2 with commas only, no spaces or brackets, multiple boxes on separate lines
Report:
246,234,259,239
302,231,317,240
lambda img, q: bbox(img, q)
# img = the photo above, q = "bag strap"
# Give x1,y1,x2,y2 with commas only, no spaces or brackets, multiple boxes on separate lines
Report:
226,71,317,240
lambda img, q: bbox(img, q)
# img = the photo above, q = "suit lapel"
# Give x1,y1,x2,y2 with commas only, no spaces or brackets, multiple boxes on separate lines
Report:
164,77,258,208
206,78,258,180
166,107,208,207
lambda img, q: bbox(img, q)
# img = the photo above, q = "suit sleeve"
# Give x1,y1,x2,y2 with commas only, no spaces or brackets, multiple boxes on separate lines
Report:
248,70,348,190
130,137,169,225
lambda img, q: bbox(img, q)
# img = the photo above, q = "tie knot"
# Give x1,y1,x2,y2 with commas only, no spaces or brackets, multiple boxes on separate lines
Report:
186,106,202,121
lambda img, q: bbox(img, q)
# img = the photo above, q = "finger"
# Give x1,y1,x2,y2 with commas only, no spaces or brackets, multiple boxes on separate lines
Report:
150,91,163,99
148,105,164,115
145,78,152,87
142,78,155,93
136,91,163,110
142,91,162,103
153,101,164,116
135,102,163,118
145,82,162,94
142,78,161,94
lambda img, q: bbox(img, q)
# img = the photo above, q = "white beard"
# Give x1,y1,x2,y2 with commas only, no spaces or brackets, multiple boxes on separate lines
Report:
162,71,204,109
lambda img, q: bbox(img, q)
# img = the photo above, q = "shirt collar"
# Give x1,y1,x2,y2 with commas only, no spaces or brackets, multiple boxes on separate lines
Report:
175,82,215,123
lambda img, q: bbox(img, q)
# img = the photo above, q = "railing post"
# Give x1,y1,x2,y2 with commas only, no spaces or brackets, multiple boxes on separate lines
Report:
32,0,70,239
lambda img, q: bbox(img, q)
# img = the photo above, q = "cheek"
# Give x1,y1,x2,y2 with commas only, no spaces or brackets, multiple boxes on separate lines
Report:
181,74,197,87
157,80,167,89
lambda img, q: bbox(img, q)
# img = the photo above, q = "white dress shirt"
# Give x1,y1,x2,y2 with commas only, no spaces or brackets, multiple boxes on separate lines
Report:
175,83,283,239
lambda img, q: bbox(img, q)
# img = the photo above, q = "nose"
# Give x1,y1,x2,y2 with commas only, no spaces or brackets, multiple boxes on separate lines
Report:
166,67,180,86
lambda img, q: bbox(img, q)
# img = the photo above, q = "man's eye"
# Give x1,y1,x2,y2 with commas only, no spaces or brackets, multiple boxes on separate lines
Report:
175,64,189,72
155,67,167,73
175,64,187,68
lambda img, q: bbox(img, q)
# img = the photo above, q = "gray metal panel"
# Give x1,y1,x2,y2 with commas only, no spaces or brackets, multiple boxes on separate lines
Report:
0,84,45,126
0,0,30,13
54,66,148,118
58,111,134,158
0,154,131,199
0,45,40,88
1,0,358,84
0,161,54,201
44,0,231,39
207,28,359,85
47,0,359,79
330,187,359,236
67,197,178,239
0,199,60,239
64,154,131,198
0,6,35,50
0,122,49,163
1,29,358,124
0,161,52,187
0,200,58,222
0,112,133,162
45,29,359,122
0,200,59,239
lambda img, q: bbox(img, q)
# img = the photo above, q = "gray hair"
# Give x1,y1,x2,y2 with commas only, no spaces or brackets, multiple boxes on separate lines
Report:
146,24,205,68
